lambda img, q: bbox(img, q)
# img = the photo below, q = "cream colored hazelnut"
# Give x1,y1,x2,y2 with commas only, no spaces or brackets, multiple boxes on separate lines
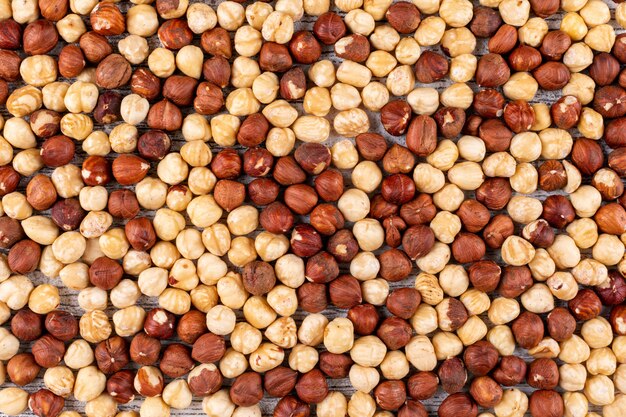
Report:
386,65,415,97
416,242,450,274
441,27,476,57
57,14,87,42
405,335,437,371
261,11,293,43
494,389,528,417
503,72,539,101
414,16,445,46
349,364,380,393
350,251,380,281
488,325,516,356
488,297,520,325
407,87,439,115
288,344,318,373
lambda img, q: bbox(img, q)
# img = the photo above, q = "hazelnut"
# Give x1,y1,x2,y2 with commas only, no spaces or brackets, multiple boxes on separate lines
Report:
11,309,43,341
527,358,559,389
438,393,477,417
264,366,298,397
28,389,65,417
438,357,467,394
493,356,527,386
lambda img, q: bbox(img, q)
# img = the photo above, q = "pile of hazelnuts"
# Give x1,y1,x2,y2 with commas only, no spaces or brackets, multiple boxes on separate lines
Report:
1,0,626,417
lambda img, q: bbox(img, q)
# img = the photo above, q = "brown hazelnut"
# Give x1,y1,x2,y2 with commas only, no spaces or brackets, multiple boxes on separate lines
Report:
509,45,543,71
551,95,582,130
568,289,602,321
527,358,559,390
163,75,198,107
112,154,150,185
89,256,124,290
313,12,346,45
11,309,43,341
0,50,21,81
463,341,499,376
144,308,176,340
95,336,130,374
23,20,58,55
511,312,544,349
595,202,626,235
148,99,183,131
130,333,161,366
329,274,362,309
610,305,626,335
214,180,246,212
381,100,413,136
230,372,263,407
93,91,122,124
280,67,307,101
542,195,575,228
243,147,274,177
0,216,24,248
407,372,439,400
478,118,513,152
483,214,514,249
237,113,269,147
259,202,295,234
596,271,626,306
289,31,322,64
158,18,192,50
41,135,75,168
211,149,242,179
533,62,571,90
45,310,78,342
0,19,21,49
8,239,41,274
347,304,379,336
7,353,41,386
200,27,232,58
475,178,512,210
522,219,555,249
242,261,276,296
297,282,328,313
305,251,339,283
476,53,510,87
295,369,328,404
58,45,86,78
386,288,421,319
355,133,387,161
489,24,518,54
274,396,310,417
401,224,435,260
192,333,226,363
26,175,58,211
503,100,535,133
176,310,208,344
107,370,136,404
138,131,171,161
383,215,406,248
264,366,298,397
529,390,564,417
379,248,412,282
438,393,477,417
294,143,331,175
546,308,576,341
135,366,164,397
470,7,502,37
406,115,437,157
51,198,86,231
200,58,230,91
370,195,398,220
438,357,467,394
124,217,157,252
90,2,125,36
456,199,490,233
468,260,501,293
310,204,345,236
434,107,466,139
284,184,318,215
28,389,65,417
400,400,428,417
81,155,112,186
188,364,223,397
383,144,415,174
377,316,412,350
95,54,132,89
259,42,292,73
589,52,620,86
415,51,449,84
248,178,280,206
386,2,420,33
540,30,571,61
451,233,486,264
592,169,623,200
32,335,65,368
541,159,571,190
493,356,527,386
473,89,506,118
335,34,370,62
571,138,604,175
374,380,407,411
108,189,140,219
30,109,61,138
470,376,503,408
39,0,67,21
131,68,161,101
0,167,19,199
327,229,359,263
159,343,194,378
499,266,533,298
319,352,353,379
